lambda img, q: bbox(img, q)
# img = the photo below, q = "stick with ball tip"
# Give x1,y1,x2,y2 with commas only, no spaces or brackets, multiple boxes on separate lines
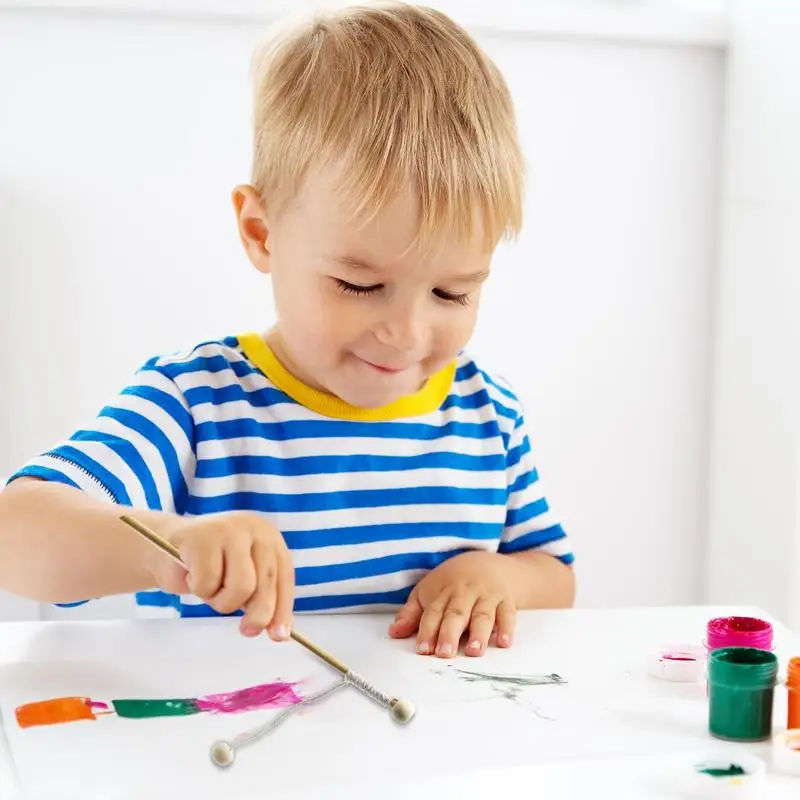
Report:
118,515,416,765
209,682,416,768
289,627,416,723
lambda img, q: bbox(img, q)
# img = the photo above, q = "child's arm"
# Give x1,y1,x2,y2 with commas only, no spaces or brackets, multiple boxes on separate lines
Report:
0,477,177,602
0,478,294,638
390,406,575,656
0,358,295,639
505,548,575,609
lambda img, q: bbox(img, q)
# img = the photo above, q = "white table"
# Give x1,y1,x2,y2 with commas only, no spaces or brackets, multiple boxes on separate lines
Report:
0,605,798,799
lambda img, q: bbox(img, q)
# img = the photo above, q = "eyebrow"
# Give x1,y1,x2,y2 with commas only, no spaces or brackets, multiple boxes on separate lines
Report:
333,254,489,283
455,270,490,284
333,255,382,273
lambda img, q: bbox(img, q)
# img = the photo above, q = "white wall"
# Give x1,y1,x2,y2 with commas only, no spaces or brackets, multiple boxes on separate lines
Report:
705,0,800,632
0,1,726,619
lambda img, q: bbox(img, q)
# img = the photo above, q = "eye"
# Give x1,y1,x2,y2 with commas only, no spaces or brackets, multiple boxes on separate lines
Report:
335,279,382,296
434,288,471,306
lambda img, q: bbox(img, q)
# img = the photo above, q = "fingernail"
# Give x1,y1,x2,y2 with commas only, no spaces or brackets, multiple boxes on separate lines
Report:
417,641,430,655
242,625,260,637
438,643,453,657
469,640,481,651
273,625,289,640
499,633,511,646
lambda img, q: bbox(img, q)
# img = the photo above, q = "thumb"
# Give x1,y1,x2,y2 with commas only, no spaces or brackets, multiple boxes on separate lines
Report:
159,561,190,595
389,591,423,638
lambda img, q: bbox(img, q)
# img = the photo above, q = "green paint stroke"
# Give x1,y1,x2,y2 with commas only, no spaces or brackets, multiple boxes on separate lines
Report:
697,763,746,778
111,698,200,719
452,668,566,687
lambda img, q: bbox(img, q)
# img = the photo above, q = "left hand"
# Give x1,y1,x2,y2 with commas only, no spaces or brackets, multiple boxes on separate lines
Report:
388,551,516,658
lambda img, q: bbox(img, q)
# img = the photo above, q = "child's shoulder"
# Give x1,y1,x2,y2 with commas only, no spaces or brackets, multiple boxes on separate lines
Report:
453,350,525,422
138,335,251,380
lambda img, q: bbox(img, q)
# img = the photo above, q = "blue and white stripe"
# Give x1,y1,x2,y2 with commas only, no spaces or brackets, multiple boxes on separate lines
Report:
10,336,573,616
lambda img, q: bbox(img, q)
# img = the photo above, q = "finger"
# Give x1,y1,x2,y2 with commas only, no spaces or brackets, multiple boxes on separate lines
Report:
389,591,423,639
159,561,190,595
239,541,277,637
435,592,475,658
268,549,295,641
495,600,517,648
182,541,224,601
465,599,497,657
208,536,257,615
416,593,450,656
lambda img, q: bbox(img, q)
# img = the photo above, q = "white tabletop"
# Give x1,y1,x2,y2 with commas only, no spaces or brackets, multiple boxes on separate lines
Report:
0,604,798,799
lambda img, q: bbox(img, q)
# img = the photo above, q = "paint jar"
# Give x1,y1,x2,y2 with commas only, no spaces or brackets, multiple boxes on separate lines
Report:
705,616,773,654
787,656,800,730
708,646,778,742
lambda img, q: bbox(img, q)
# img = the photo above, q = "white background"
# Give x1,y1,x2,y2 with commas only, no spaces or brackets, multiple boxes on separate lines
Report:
1,1,798,630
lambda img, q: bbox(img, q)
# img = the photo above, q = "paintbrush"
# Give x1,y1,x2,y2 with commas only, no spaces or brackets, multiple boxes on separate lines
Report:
118,513,416,758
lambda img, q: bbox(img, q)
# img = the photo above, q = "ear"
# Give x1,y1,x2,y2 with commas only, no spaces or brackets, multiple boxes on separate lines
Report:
232,184,271,274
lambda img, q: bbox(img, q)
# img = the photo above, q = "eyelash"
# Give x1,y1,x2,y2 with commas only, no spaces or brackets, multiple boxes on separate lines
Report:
334,279,471,307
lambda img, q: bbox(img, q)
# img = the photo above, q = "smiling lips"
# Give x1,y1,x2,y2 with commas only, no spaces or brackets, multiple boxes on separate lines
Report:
359,358,409,374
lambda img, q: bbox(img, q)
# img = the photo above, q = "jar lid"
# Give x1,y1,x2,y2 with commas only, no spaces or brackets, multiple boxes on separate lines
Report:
686,753,765,798
647,644,705,682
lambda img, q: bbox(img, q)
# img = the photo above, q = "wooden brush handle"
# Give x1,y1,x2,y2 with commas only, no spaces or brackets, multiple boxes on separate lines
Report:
118,514,350,676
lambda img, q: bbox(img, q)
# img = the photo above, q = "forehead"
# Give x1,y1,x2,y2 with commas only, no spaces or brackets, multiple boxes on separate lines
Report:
288,164,494,273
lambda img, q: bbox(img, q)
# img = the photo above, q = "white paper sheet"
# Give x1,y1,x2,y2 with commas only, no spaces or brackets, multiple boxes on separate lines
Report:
0,627,733,800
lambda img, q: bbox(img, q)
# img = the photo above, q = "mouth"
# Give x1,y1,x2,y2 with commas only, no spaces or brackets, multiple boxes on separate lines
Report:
358,357,409,375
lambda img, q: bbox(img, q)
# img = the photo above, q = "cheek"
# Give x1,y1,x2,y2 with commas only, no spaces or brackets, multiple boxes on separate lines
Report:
287,288,359,353
435,307,478,352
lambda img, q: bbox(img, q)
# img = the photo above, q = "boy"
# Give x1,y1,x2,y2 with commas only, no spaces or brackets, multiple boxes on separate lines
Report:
0,1,574,659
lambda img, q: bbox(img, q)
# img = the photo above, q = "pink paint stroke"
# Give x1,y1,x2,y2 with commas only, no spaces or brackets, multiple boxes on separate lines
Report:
195,681,303,714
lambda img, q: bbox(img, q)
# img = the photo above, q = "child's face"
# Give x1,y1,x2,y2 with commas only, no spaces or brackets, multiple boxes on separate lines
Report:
235,166,493,408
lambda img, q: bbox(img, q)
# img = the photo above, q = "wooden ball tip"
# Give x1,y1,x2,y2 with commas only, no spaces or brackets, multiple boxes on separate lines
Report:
390,698,416,723
210,740,235,768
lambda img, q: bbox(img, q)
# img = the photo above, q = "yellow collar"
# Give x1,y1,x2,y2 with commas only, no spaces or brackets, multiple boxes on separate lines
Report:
237,332,455,421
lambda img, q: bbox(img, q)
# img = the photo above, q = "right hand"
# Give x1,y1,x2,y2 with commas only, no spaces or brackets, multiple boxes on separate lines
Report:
150,511,294,641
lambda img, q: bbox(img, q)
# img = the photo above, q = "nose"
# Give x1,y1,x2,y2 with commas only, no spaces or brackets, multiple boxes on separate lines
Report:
373,300,423,352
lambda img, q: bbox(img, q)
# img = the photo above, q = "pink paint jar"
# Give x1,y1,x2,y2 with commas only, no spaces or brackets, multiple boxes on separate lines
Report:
706,616,774,654
702,617,773,696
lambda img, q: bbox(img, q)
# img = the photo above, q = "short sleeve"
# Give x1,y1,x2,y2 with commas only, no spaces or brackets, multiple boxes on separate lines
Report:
7,362,196,515
499,413,574,565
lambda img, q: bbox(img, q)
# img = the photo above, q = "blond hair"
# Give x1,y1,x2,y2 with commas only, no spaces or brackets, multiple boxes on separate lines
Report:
249,2,524,251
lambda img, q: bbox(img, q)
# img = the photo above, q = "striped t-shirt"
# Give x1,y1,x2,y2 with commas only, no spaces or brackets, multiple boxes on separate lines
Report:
9,333,573,616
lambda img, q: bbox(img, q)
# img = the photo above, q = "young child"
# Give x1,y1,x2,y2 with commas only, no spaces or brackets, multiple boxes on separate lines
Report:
0,1,574,659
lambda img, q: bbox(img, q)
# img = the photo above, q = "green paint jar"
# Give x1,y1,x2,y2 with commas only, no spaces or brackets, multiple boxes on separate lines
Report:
708,646,778,741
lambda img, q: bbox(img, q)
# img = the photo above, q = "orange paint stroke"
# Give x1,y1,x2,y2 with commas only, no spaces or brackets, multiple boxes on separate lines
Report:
15,697,100,728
